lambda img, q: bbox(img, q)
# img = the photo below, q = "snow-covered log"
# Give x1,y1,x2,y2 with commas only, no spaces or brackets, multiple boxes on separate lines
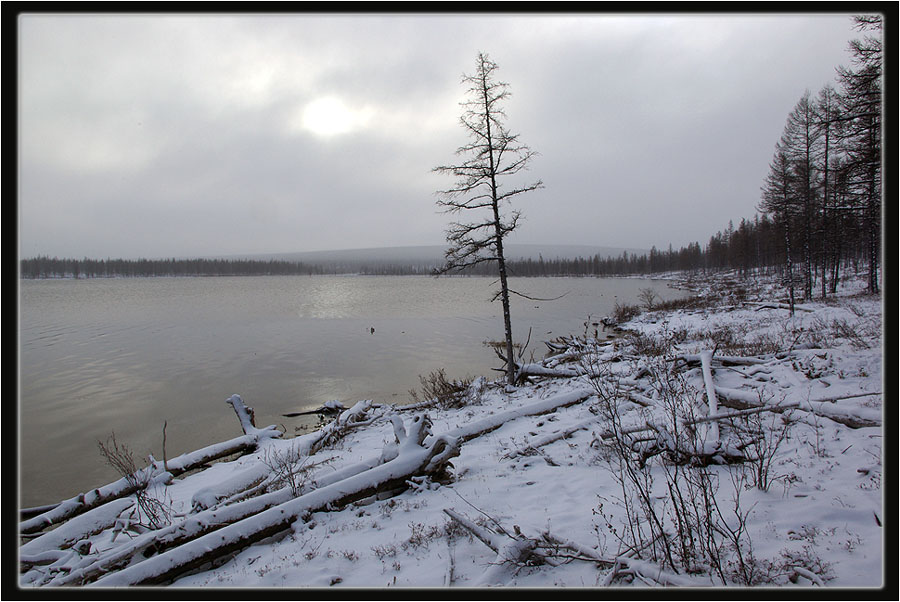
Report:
515,363,581,380
19,471,172,537
21,400,281,537
442,508,505,553
442,508,541,587
699,350,720,442
190,462,273,512
20,503,61,521
502,416,600,460
49,446,402,587
20,499,134,560
226,394,282,436
745,301,815,313
282,400,346,417
673,353,768,368
89,416,459,586
477,539,539,586
445,388,594,443
714,386,881,428
308,399,388,454
810,390,882,404
601,557,703,587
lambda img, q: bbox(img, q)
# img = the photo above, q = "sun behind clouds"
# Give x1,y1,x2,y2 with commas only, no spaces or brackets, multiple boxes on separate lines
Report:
297,96,372,137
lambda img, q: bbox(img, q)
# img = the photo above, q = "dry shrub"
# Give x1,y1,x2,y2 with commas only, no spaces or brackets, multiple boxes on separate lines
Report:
409,369,480,409
98,433,171,530
613,302,641,324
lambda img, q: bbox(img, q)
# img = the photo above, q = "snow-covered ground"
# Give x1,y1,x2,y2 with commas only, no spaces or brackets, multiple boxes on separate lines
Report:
18,271,886,591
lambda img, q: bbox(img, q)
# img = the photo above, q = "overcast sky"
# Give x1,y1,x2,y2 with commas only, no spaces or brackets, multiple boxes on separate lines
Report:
18,11,863,260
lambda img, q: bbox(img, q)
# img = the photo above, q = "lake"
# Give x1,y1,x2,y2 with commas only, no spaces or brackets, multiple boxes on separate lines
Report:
18,275,687,508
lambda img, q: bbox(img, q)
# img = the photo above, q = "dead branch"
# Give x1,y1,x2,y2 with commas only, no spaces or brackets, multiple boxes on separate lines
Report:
502,416,600,460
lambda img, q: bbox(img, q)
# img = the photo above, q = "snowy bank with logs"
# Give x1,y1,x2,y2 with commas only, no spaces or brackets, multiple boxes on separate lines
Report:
17,271,885,590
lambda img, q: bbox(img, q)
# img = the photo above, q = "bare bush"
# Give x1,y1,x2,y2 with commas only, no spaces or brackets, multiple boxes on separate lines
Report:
261,444,315,497
726,395,795,492
612,302,641,324
624,331,674,358
638,288,660,311
408,369,481,410
589,364,766,585
98,432,172,530
653,295,715,313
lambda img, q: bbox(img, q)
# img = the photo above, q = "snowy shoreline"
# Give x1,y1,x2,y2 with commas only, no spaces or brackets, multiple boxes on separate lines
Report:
18,270,885,590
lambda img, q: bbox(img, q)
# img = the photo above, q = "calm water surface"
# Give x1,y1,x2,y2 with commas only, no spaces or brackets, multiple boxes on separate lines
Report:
19,275,686,507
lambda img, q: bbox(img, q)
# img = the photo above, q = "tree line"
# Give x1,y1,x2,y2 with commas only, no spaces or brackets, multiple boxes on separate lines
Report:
19,256,326,279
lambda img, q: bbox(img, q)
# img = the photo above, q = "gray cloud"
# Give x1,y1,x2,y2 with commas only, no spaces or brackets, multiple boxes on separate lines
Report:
18,12,861,259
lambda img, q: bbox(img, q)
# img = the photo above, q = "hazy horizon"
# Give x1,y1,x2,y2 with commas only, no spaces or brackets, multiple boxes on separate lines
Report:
20,242,653,263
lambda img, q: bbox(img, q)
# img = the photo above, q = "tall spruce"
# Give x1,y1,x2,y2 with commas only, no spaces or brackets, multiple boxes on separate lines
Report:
433,53,543,386
780,91,820,301
813,84,841,298
836,15,882,294
759,143,798,313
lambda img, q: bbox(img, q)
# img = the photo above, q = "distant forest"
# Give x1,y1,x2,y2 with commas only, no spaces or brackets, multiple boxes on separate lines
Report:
16,210,875,283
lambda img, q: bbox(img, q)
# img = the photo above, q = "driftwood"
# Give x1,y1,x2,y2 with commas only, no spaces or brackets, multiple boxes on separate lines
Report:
699,351,720,442
20,503,61,522
47,392,594,586
444,508,623,586
89,415,459,586
282,400,347,418
20,499,135,565
444,388,595,443
502,416,600,460
673,353,768,368
810,390,882,404
713,386,881,429
745,301,815,313
442,508,544,586
46,400,393,586
21,428,280,538
49,448,398,587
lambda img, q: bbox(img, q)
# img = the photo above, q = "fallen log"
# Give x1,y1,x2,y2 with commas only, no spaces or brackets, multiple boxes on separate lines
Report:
282,400,347,418
445,388,595,443
90,415,460,587
54,393,589,586
190,462,272,512
745,301,815,313
21,400,281,537
699,350,720,442
20,499,135,561
810,390,882,404
20,471,173,537
673,353,768,368
516,363,581,380
502,415,601,460
442,508,543,587
714,386,881,429
49,440,399,587
20,503,61,522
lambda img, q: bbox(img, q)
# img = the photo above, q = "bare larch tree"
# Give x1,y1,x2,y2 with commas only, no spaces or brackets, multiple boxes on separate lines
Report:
433,52,543,386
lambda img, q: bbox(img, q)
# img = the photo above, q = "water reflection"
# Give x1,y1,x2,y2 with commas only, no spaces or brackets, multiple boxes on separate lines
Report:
19,275,686,507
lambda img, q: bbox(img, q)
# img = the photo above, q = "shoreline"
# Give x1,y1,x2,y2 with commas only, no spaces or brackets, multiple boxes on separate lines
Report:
18,269,884,588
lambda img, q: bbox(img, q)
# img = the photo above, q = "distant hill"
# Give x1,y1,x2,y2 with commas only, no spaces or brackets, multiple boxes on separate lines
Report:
226,244,649,268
